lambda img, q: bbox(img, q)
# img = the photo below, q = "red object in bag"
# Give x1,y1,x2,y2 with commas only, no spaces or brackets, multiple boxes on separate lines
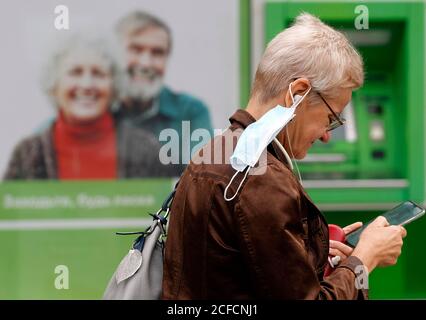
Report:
324,224,346,277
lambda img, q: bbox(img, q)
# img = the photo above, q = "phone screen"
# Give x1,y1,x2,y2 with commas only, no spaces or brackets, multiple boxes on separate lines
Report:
346,201,425,248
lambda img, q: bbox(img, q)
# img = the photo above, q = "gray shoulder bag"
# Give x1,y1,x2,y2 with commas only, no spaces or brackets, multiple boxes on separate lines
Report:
103,185,177,300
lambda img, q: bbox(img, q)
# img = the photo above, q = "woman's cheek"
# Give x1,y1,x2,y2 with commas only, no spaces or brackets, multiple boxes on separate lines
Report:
97,81,113,108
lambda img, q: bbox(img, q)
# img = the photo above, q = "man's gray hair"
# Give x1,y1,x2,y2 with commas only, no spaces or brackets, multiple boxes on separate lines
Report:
41,34,117,107
251,13,364,104
115,11,172,53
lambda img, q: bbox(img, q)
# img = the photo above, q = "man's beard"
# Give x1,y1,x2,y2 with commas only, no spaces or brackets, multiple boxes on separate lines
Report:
119,66,164,103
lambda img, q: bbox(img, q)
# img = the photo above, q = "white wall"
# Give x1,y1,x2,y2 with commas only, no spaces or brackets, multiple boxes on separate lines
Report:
0,0,239,175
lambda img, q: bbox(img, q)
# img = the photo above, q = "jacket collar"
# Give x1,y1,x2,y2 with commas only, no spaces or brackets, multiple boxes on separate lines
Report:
228,108,257,129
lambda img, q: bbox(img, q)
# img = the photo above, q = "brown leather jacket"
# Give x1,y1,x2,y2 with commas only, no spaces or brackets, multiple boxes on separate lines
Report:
162,109,368,300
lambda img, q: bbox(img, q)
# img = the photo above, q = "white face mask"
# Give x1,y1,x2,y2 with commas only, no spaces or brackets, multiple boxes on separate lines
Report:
230,82,311,172
224,82,311,201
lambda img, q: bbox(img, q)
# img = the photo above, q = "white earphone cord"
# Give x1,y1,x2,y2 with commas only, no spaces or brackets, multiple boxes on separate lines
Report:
272,128,303,184
273,137,293,170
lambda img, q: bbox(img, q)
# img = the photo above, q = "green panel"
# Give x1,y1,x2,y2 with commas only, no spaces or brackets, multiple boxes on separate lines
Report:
404,214,426,298
406,2,425,202
265,2,285,43
0,229,133,299
0,180,173,219
240,0,251,107
307,187,407,205
0,180,174,299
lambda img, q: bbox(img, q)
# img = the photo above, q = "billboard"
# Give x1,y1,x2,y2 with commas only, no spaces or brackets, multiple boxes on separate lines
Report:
0,0,239,298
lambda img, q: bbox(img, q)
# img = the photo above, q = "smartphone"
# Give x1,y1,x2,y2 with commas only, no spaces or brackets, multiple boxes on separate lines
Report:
346,200,425,248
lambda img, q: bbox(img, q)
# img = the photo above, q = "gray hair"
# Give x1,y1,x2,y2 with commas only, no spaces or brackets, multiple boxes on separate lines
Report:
115,11,172,53
41,34,118,107
251,13,364,104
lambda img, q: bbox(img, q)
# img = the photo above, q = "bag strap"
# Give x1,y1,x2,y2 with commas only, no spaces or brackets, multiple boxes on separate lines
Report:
155,179,179,221
161,183,178,216
116,180,180,237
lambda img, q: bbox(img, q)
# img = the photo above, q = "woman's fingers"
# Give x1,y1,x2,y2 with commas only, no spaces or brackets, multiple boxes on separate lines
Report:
400,226,407,238
329,222,362,263
329,239,353,257
343,222,363,235
329,248,348,261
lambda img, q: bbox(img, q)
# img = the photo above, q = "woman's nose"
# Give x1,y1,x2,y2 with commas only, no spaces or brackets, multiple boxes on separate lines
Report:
79,72,95,88
320,131,331,143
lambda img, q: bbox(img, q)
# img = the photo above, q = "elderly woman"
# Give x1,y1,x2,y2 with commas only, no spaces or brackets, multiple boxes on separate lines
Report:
162,14,406,299
4,35,176,180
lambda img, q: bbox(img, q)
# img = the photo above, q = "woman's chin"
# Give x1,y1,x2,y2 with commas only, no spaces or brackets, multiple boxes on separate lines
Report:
294,149,307,160
64,110,105,125
64,103,107,120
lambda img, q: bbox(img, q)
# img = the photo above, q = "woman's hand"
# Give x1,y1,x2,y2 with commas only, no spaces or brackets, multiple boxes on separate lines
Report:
352,216,406,272
329,222,363,261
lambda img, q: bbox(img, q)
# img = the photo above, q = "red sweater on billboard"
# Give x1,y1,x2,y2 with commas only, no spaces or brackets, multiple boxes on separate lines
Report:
54,111,117,180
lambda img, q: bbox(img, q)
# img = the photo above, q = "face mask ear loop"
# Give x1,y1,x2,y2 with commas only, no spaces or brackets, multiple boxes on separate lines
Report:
224,167,251,201
288,82,295,105
288,82,311,109
285,125,303,184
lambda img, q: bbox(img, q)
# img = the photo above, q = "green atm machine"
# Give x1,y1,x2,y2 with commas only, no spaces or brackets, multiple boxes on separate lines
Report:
260,1,426,298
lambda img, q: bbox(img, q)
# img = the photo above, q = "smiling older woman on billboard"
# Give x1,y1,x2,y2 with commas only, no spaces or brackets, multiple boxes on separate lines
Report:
4,35,174,180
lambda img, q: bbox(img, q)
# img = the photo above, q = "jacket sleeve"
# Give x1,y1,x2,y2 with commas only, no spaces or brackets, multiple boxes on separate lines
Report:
233,164,367,300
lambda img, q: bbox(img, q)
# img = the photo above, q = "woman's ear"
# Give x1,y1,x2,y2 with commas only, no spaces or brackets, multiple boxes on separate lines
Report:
292,78,311,96
284,89,293,108
284,78,311,107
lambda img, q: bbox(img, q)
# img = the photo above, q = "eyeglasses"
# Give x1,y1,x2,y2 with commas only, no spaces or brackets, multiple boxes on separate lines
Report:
317,93,346,131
